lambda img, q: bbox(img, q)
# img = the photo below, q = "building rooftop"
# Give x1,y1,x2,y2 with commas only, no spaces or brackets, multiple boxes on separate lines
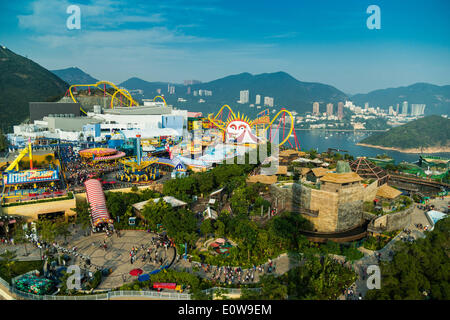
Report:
279,149,306,158
320,172,363,184
311,167,329,177
376,184,402,199
132,196,187,211
276,165,288,175
300,167,311,176
246,175,278,185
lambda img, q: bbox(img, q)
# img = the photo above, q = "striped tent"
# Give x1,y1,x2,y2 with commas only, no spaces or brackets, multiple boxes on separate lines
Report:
84,179,113,227
93,151,126,162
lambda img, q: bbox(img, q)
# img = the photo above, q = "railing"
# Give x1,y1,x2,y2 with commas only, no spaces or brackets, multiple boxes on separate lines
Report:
202,287,261,295
108,290,190,300
5,286,190,300
0,276,9,288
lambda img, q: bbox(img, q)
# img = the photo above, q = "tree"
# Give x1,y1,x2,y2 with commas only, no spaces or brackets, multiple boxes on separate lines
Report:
13,222,30,256
365,218,450,300
35,219,57,243
200,219,215,237
141,200,173,230
163,208,198,249
258,275,288,300
0,250,17,281
0,129,8,152
72,199,91,230
55,220,71,244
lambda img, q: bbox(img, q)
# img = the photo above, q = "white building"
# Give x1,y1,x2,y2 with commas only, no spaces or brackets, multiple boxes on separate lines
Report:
238,90,249,104
411,104,426,116
255,94,261,105
264,96,274,107
401,101,408,116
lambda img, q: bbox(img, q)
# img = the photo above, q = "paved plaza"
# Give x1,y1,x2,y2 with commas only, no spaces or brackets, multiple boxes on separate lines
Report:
70,231,176,289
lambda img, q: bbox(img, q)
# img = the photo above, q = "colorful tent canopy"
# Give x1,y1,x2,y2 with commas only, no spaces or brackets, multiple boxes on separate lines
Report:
138,274,150,282
129,268,143,276
84,179,113,227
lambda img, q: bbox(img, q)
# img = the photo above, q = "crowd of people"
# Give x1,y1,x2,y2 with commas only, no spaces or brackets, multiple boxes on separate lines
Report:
120,235,175,267
59,145,122,190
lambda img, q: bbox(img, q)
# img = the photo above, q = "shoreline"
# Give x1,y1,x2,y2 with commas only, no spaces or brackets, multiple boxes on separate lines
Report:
356,143,450,154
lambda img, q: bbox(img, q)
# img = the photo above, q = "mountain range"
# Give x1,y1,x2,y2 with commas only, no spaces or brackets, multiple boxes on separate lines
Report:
1,47,449,131
51,67,99,85
0,46,68,131
50,65,450,117
352,83,450,115
119,72,348,116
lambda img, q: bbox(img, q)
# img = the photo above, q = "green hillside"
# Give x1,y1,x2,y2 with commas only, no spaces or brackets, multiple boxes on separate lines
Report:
360,115,450,149
0,46,68,131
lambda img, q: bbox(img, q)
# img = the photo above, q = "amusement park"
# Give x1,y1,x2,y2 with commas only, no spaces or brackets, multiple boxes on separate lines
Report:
0,80,448,302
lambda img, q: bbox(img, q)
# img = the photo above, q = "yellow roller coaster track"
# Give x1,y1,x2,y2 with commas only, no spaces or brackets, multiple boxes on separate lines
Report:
260,109,295,147
68,81,139,114
207,104,236,131
153,95,167,106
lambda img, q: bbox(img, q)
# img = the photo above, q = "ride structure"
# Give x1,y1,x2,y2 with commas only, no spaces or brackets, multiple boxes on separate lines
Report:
66,81,139,114
66,79,170,115
207,104,300,149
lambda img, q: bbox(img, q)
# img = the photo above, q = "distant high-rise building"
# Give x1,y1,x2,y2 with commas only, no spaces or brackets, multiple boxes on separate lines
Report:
193,90,198,96
156,88,161,94
264,96,274,107
313,102,320,115
402,101,408,116
169,86,175,94
345,101,354,108
239,90,249,104
255,94,261,105
337,102,344,120
187,87,191,95
396,104,399,114
364,102,369,110
388,106,395,115
326,103,333,116
411,104,426,116
184,80,202,86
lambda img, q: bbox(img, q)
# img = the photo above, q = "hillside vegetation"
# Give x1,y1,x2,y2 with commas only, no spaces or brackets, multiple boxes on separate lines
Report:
360,115,450,150
0,47,68,131
366,218,449,300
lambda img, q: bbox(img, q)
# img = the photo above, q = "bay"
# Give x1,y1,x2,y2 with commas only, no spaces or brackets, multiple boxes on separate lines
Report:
290,129,450,164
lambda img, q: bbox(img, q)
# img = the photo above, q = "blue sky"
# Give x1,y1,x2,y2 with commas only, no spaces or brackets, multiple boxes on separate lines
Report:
0,0,449,94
